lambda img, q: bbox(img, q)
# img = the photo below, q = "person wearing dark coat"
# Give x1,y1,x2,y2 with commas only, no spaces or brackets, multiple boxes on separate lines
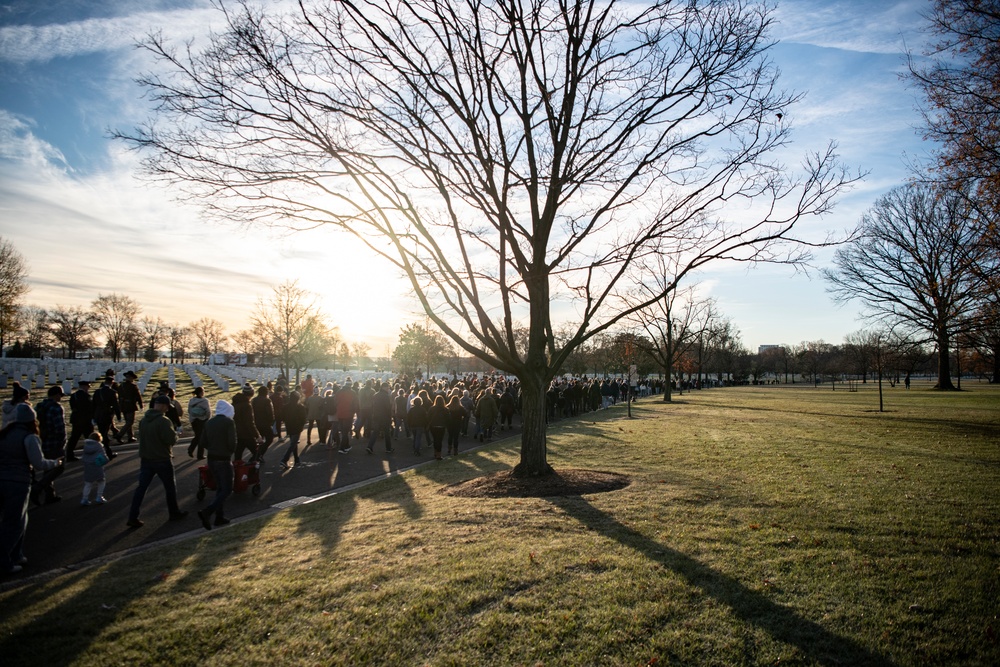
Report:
31,385,67,505
251,386,275,457
0,404,59,575
406,396,428,455
279,392,308,468
115,371,143,444
66,380,93,461
445,395,467,456
232,392,262,462
366,383,394,454
427,395,449,460
91,378,121,458
197,400,237,530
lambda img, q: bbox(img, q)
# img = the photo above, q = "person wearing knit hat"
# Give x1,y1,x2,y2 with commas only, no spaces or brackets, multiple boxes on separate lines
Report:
197,400,237,530
0,402,60,575
1,382,31,431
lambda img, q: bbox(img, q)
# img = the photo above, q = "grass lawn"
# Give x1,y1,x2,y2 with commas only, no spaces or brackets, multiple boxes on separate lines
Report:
1,382,997,666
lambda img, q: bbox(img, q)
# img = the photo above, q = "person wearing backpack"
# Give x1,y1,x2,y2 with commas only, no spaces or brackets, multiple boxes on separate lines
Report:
187,386,211,459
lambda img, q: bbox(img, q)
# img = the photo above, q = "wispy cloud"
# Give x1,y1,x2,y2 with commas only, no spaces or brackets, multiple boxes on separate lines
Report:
774,0,928,55
0,5,220,64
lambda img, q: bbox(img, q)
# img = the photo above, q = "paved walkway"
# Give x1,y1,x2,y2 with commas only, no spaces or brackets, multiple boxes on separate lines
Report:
7,426,517,588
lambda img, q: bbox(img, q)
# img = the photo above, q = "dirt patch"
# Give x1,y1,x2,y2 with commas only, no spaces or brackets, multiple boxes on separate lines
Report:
442,469,631,498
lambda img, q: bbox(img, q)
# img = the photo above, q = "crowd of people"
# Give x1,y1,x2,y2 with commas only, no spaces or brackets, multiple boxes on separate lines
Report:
0,368,645,575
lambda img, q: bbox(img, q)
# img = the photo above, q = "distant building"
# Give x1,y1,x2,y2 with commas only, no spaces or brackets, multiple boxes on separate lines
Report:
758,345,781,355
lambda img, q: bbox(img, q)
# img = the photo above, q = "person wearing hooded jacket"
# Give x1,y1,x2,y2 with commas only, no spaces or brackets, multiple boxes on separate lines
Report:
197,400,237,530
0,404,59,575
126,396,188,528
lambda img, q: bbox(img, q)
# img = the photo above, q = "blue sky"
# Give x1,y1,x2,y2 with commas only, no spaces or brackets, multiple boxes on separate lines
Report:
0,0,933,355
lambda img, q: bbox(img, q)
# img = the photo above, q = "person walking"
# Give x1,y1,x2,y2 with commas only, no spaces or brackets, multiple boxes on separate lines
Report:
80,432,108,505
232,391,262,462
334,382,358,453
197,400,237,530
65,380,93,462
0,404,60,575
251,386,275,457
427,395,449,460
126,395,188,528
116,370,143,445
187,386,211,459
366,382,394,455
406,396,428,455
279,392,308,469
475,388,499,442
31,385,68,505
92,377,121,459
445,394,467,456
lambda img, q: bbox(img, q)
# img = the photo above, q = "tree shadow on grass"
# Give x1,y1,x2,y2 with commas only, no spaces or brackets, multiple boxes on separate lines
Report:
549,495,895,667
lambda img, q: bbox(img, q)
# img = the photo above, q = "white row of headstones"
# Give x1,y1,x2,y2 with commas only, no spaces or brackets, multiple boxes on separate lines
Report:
1,358,397,399
0,359,160,395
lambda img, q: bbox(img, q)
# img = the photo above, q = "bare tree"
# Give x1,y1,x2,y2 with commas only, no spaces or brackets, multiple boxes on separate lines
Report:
823,184,998,390
91,293,141,363
49,306,96,359
140,316,167,362
166,325,191,364
628,273,714,401
119,0,857,476
190,317,227,364
0,237,30,354
15,305,51,357
351,342,371,371
232,327,275,366
250,281,337,382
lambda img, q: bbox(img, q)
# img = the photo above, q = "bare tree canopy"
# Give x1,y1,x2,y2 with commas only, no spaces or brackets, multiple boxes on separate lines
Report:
823,184,998,390
119,0,857,475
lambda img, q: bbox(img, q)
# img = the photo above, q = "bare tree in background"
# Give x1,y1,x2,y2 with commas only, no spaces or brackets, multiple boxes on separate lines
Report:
49,306,96,359
0,237,30,354
626,256,714,401
91,293,141,363
140,316,167,362
119,0,856,476
168,325,192,364
250,281,338,383
823,184,997,390
190,317,228,364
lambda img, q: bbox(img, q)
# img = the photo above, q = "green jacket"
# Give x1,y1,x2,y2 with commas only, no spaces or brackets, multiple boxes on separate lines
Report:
138,408,177,462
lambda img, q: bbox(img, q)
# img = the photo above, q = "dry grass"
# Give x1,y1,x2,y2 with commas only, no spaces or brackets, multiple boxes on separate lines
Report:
1,382,997,666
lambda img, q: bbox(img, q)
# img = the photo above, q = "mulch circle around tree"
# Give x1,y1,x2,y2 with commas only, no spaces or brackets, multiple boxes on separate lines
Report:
441,469,631,498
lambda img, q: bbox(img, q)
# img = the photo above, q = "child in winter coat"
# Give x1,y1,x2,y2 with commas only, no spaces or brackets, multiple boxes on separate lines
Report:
81,432,108,505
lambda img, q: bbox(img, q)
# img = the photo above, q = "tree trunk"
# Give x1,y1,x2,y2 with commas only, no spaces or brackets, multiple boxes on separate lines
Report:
992,342,1000,384
935,327,957,390
512,271,555,478
513,376,553,477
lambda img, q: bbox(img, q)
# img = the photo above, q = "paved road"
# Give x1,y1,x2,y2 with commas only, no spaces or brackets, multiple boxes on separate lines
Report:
11,427,512,583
